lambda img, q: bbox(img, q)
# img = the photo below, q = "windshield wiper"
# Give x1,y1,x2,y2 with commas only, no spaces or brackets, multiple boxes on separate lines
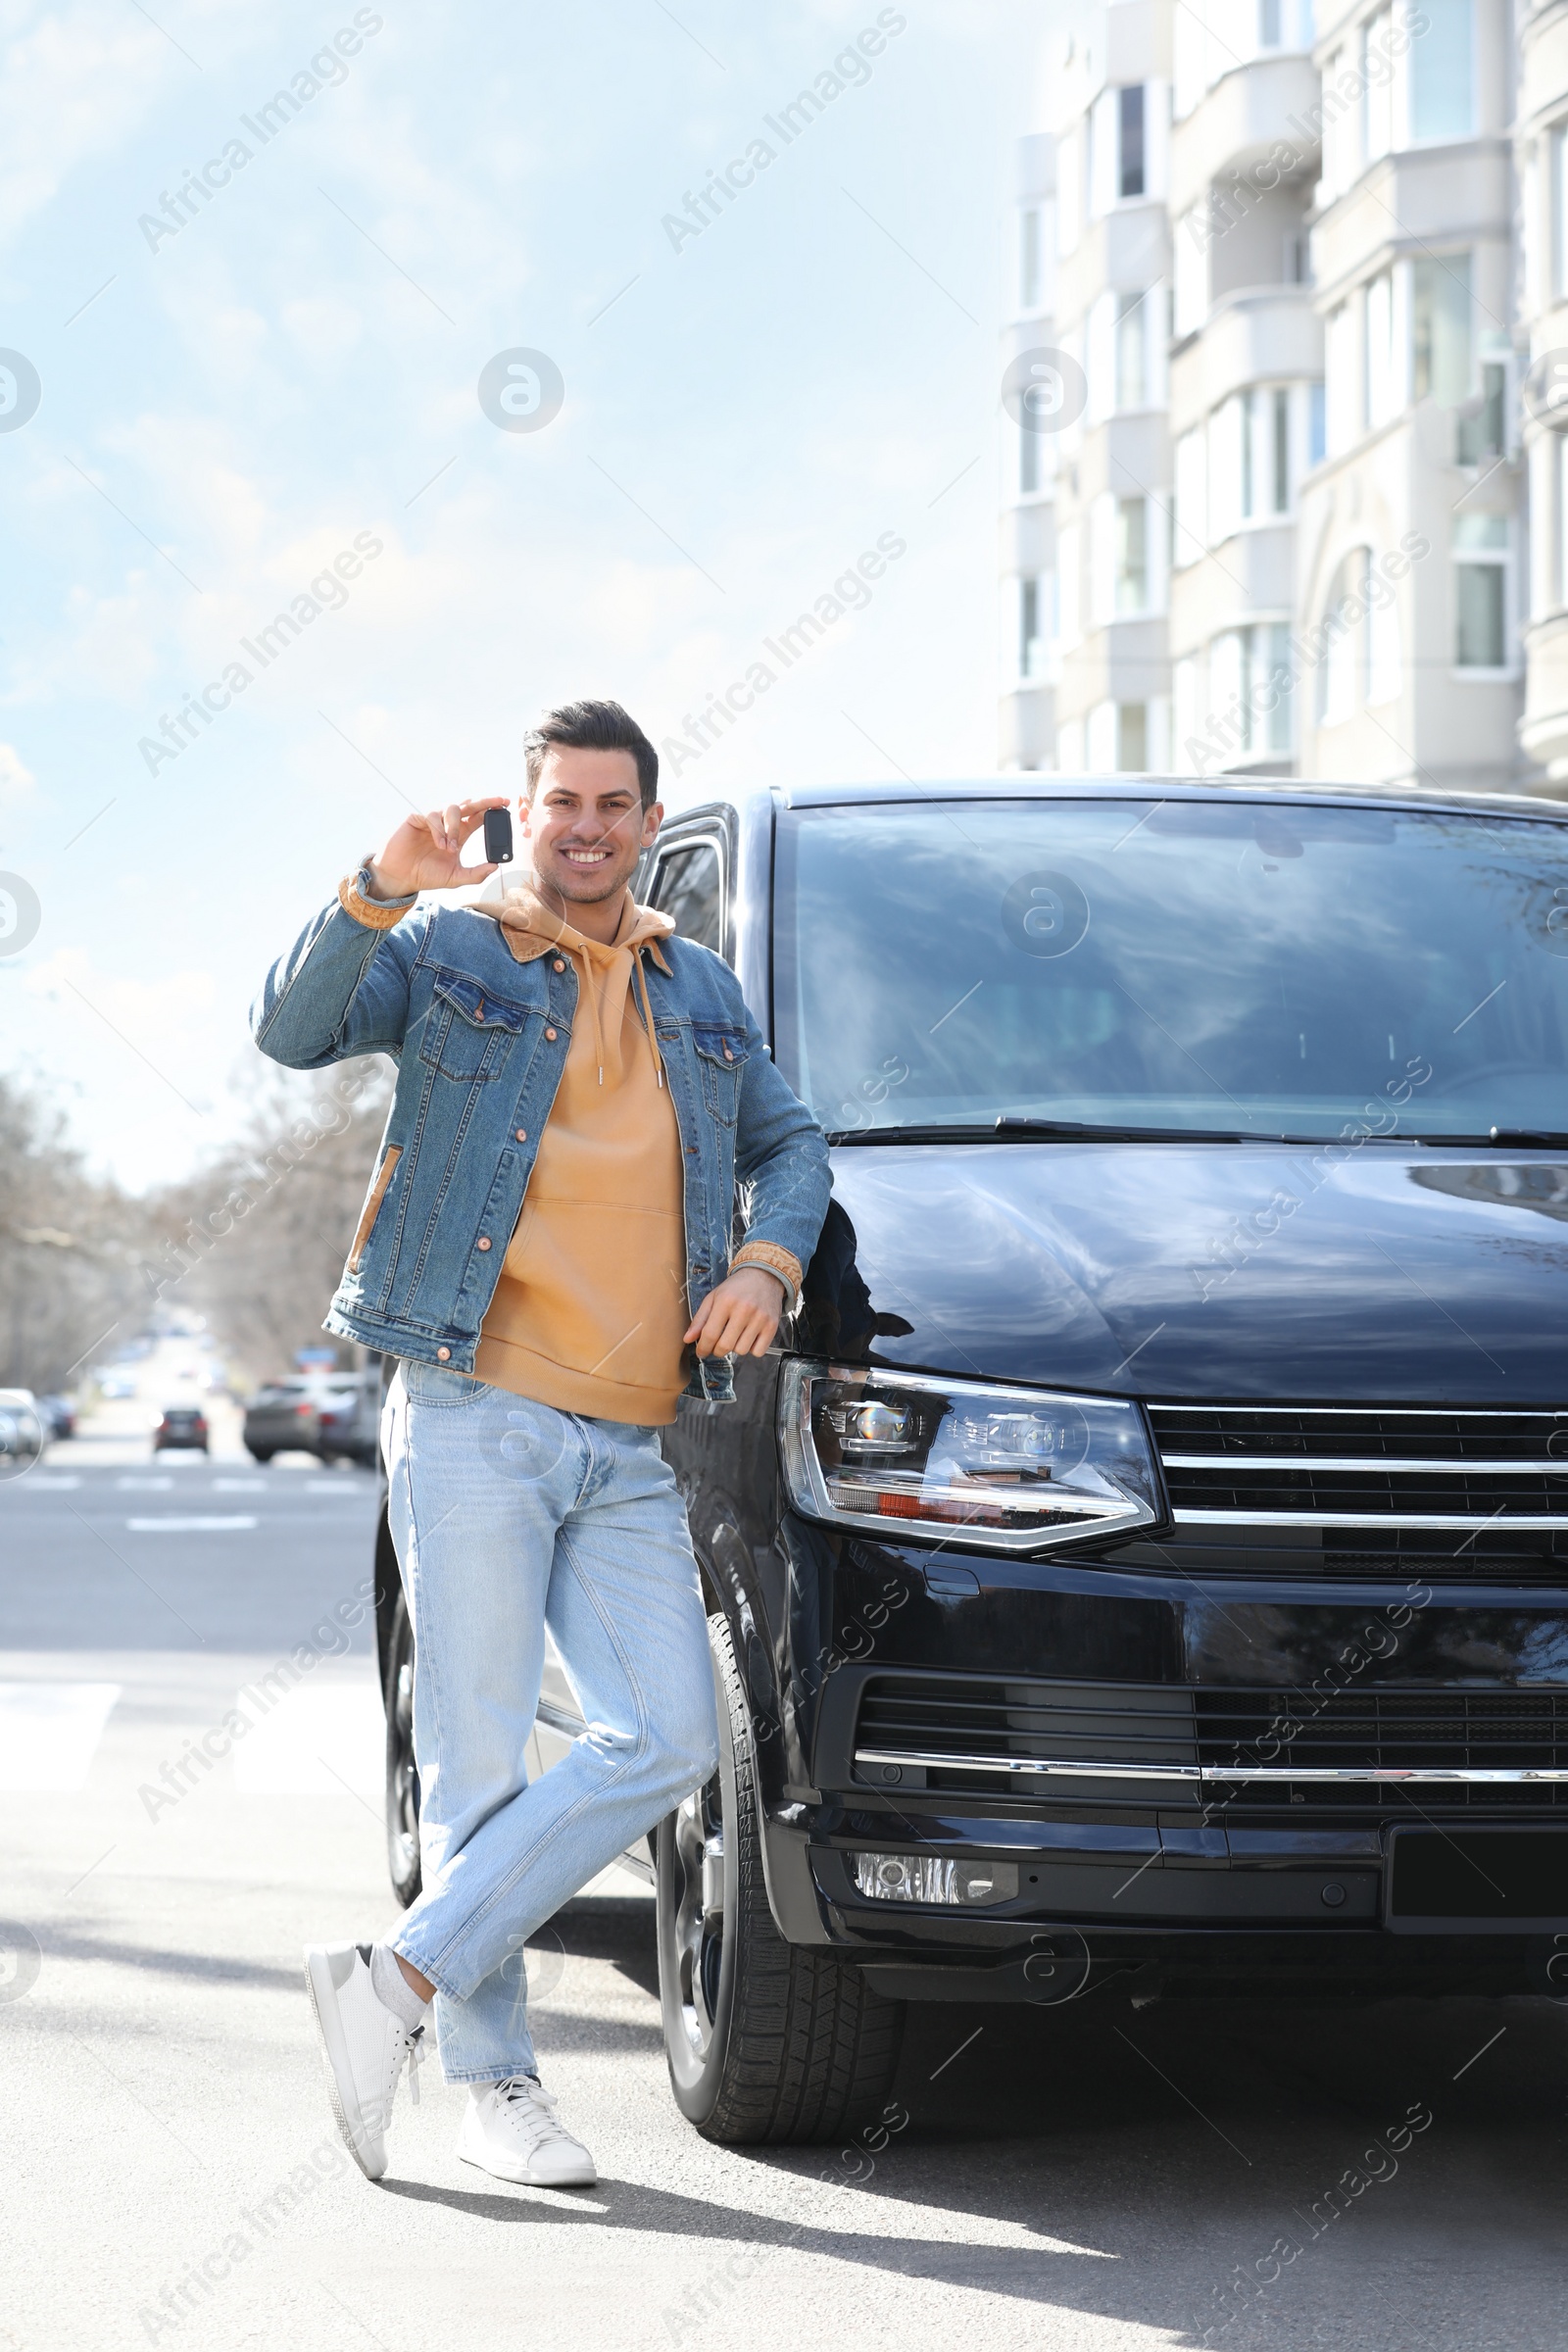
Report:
1410,1128,1568,1149
828,1117,1347,1147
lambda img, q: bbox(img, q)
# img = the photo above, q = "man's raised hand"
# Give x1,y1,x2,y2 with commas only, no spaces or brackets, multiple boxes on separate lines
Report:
368,798,511,901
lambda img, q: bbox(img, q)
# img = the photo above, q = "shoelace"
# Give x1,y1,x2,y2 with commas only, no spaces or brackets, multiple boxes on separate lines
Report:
404,2022,424,2107
493,2077,567,2137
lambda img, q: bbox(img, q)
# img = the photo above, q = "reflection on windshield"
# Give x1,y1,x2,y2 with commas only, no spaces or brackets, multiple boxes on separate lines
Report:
772,800,1568,1142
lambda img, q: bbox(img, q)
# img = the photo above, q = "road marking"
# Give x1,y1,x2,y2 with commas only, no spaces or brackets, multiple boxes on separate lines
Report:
118,1476,172,1491
211,1478,266,1493
0,1683,122,1790
307,1481,368,1495
17,1475,81,1491
232,1681,383,1796
125,1515,258,1532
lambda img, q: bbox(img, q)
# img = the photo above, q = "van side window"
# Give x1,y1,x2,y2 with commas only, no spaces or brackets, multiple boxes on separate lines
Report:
650,840,724,954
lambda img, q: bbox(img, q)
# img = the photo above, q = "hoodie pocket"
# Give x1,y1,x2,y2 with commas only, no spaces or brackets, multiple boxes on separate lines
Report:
348,1145,402,1274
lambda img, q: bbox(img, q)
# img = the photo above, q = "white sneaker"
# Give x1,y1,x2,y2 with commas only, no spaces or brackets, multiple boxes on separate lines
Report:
304,1941,424,2180
458,2076,597,2187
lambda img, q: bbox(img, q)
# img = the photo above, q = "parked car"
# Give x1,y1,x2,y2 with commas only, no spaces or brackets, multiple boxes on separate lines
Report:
96,1368,137,1401
244,1372,378,1465
317,1369,382,1468
375,778,1568,2145
0,1389,46,1469
154,1405,209,1453
35,1395,75,1441
243,1380,324,1462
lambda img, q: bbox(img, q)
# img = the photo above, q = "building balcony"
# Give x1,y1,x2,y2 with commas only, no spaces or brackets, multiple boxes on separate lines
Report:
1169,524,1297,655
1169,286,1323,434
1311,142,1512,304
1170,54,1322,216
1520,612,1568,779
1058,205,1171,325
1520,0,1568,135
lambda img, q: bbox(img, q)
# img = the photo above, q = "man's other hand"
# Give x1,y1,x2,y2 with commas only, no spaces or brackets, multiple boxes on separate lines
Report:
685,1267,786,1360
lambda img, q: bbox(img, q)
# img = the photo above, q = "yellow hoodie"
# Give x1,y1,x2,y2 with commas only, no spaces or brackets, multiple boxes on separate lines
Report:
472,883,690,1425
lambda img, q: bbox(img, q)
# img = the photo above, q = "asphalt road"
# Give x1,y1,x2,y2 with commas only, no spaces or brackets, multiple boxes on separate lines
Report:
5,1378,1568,2351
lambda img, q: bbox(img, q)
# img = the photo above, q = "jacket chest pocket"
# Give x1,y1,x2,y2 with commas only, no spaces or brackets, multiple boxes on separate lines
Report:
691,1023,748,1126
418,972,534,1082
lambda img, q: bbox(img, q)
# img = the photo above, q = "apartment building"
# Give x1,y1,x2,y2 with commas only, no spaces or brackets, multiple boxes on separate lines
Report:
1006,0,1560,797
1048,0,1175,776
999,132,1058,772
1297,0,1521,791
1518,0,1568,779
1168,0,1323,775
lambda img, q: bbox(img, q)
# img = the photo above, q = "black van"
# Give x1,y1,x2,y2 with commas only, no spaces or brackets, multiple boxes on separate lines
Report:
375,778,1568,2145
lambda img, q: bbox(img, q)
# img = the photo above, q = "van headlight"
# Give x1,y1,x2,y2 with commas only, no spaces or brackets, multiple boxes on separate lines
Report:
779,1362,1162,1553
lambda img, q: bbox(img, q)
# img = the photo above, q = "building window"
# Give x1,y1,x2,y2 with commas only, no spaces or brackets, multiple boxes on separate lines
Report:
1364,271,1396,427
1020,417,1040,497
1325,302,1356,454
1361,9,1394,163
1259,0,1283,48
1319,548,1371,725
1410,0,1474,142
1553,125,1568,303
1174,206,1207,337
1019,574,1054,680
1174,426,1207,565
1272,387,1291,513
1057,523,1080,645
1116,497,1149,613
1119,84,1146,199
1213,624,1292,759
1456,340,1508,464
1020,207,1041,312
1453,514,1509,669
1118,702,1148,770
1308,380,1326,466
1173,656,1199,768
1412,253,1472,405
1116,291,1149,408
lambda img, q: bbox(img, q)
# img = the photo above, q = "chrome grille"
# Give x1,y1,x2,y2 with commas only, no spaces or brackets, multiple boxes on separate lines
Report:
850,1673,1568,1810
1149,1404,1568,1531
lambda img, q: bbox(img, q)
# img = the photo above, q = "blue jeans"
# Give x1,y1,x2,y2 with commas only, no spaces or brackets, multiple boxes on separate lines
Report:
381,1361,719,2083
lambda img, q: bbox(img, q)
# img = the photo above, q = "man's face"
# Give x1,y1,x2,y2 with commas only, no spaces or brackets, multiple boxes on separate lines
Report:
519,746,662,906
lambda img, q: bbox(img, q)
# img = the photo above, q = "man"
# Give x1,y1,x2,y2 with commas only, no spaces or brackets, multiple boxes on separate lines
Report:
252,700,829,2186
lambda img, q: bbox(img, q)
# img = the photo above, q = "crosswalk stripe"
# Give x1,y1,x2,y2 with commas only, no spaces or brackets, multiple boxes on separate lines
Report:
0,1683,122,1790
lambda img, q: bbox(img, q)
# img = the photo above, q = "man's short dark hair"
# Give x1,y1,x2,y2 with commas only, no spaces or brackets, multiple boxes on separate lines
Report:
523,700,659,809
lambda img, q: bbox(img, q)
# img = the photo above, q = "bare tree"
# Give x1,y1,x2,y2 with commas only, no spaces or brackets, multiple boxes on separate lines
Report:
156,1054,396,1383
0,1074,176,1392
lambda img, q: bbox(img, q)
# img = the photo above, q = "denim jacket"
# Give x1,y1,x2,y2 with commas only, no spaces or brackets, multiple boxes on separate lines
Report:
250,882,831,1402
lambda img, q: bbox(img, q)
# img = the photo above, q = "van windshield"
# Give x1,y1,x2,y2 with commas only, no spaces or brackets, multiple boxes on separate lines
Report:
772,799,1568,1142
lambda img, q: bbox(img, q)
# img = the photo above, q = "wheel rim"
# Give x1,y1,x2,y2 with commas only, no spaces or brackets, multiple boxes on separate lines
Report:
671,1777,725,2057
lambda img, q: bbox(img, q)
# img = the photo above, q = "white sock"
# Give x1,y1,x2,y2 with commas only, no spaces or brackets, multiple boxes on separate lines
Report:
369,1940,431,2031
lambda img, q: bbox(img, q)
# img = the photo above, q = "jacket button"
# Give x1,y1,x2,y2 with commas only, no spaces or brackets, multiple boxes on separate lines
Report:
553,958,565,972
436,1348,451,1361
545,1026,558,1042
515,1129,527,1142
723,1045,734,1060
476,1237,491,1251
476,1002,485,1020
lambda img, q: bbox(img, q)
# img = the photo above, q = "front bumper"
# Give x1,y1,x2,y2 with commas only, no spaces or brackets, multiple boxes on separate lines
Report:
755,1519,1568,1989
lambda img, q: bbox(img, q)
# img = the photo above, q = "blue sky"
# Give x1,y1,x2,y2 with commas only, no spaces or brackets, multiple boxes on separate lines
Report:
0,0,1048,1188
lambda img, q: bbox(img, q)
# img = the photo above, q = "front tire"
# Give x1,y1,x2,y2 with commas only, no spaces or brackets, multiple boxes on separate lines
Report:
656,1613,903,2144
384,1585,421,1907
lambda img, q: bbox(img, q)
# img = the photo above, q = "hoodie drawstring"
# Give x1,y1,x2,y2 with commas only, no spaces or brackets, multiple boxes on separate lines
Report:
570,940,607,1086
633,947,664,1090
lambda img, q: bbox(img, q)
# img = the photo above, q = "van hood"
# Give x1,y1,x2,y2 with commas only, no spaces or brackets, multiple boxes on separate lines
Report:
808,1143,1568,1405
